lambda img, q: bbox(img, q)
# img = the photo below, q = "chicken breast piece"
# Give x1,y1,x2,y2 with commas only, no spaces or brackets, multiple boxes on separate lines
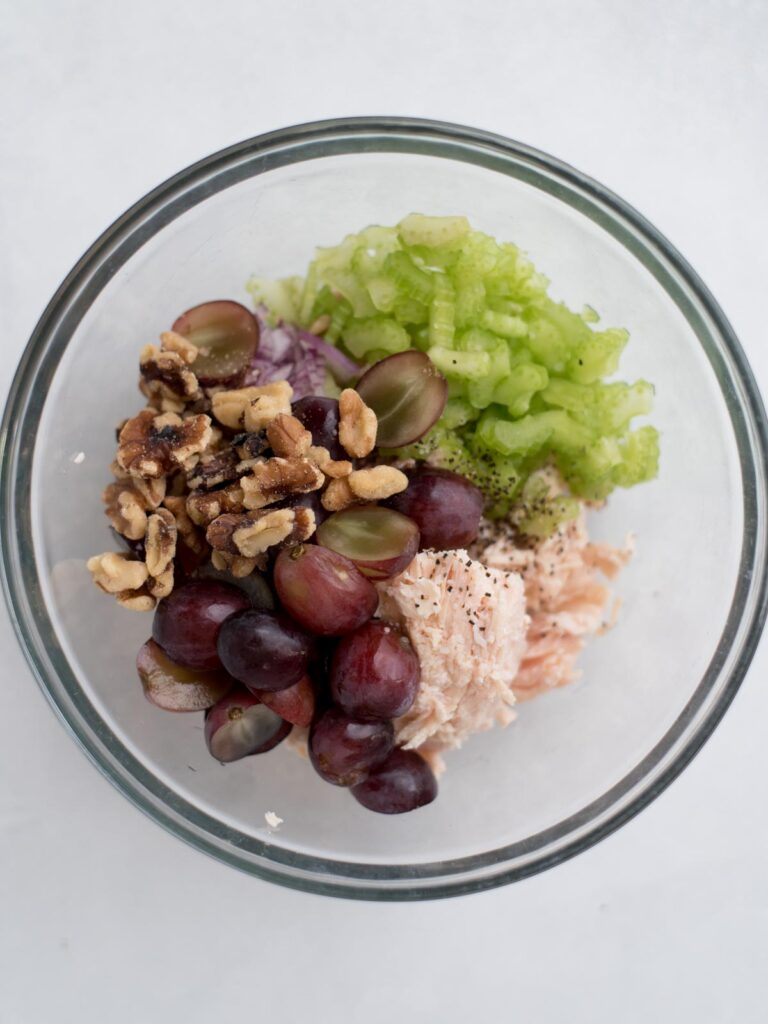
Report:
377,550,528,758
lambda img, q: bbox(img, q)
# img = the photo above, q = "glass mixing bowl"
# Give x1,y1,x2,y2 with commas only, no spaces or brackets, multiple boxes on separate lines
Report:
2,118,766,900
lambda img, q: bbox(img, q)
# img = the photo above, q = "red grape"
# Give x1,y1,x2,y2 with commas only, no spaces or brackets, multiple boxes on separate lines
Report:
217,609,313,692
172,300,259,386
152,579,250,670
316,506,419,580
309,708,394,786
136,639,233,712
255,674,315,728
355,351,447,448
331,621,420,720
205,687,291,762
386,466,483,549
274,544,378,636
291,395,344,459
351,748,437,813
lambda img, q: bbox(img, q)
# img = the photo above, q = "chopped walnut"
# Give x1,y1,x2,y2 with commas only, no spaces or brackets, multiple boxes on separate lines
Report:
117,410,212,479
207,507,315,558
116,592,156,612
88,552,149,594
210,551,267,577
164,495,208,557
338,389,377,458
186,483,245,527
241,458,324,510
145,508,177,599
103,481,150,540
308,445,352,479
321,477,357,512
267,414,312,458
159,331,198,364
348,465,408,501
186,448,240,491
233,430,270,461
211,381,293,432
139,345,201,411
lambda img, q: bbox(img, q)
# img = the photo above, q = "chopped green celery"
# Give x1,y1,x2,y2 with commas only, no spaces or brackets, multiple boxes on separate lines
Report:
537,410,594,452
525,316,573,370
453,276,486,327
456,232,500,277
325,299,352,344
439,398,477,429
366,275,398,313
581,304,600,324
321,268,376,318
428,275,455,348
566,327,628,383
246,276,303,324
493,362,549,415
487,297,524,316
394,297,429,325
427,346,491,380
306,285,337,325
341,318,410,360
408,246,460,271
398,213,470,249
298,263,319,325
459,330,511,409
481,309,528,339
350,227,400,277
384,251,434,304
476,410,554,455
541,377,593,412
611,426,660,487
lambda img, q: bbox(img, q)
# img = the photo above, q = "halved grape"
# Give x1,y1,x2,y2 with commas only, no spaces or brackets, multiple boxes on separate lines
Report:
255,674,315,728
274,544,378,636
309,708,394,786
204,687,291,762
316,506,419,580
351,748,437,814
355,351,447,448
217,609,313,692
152,580,250,670
171,300,259,387
137,639,233,712
331,620,420,720
385,466,483,549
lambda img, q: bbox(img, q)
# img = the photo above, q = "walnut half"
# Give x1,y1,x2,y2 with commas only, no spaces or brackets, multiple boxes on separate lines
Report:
240,457,324,511
207,507,315,558
211,381,293,432
338,389,377,458
117,409,212,479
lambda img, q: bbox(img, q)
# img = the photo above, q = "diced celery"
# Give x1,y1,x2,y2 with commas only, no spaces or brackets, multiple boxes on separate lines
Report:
398,213,470,249
428,274,455,348
321,268,376,319
325,299,352,344
481,309,528,339
611,426,660,487
366,275,399,313
394,298,429,325
342,318,411,360
567,327,628,383
246,276,303,324
516,475,581,537
440,398,477,429
384,251,434,305
476,410,554,456
427,346,491,380
453,276,486,327
493,363,549,415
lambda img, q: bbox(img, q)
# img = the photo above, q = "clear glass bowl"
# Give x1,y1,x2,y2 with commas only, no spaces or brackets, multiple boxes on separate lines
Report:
2,118,766,900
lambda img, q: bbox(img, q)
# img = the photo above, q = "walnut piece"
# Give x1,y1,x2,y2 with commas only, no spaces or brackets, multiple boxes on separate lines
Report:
207,507,315,558
103,481,150,540
267,414,312,458
348,465,408,501
241,457,324,511
164,495,208,557
117,410,212,479
159,331,198,364
186,448,240,491
308,445,352,479
321,477,356,512
211,381,293,432
145,508,177,599
116,592,156,612
140,345,201,411
87,552,149,594
338,389,377,458
186,483,245,527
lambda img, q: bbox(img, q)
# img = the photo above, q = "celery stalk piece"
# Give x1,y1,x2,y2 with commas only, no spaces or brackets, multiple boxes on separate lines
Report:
341,318,411,360
428,274,456,348
427,346,491,381
398,213,470,248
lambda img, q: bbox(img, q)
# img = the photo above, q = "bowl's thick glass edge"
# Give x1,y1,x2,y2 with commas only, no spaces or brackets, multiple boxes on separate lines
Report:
2,116,767,900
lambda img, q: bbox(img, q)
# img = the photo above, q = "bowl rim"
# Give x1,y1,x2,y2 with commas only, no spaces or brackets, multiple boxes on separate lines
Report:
2,115,767,900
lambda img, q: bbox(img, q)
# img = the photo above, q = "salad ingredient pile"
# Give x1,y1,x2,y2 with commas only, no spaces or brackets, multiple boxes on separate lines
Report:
87,214,658,816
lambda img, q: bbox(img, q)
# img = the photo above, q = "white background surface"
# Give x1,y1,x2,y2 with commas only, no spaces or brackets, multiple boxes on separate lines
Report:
1,2,767,1021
